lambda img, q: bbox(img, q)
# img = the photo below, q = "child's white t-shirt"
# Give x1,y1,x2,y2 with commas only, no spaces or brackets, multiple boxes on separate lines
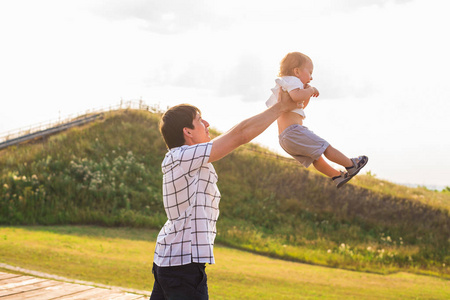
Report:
265,76,306,118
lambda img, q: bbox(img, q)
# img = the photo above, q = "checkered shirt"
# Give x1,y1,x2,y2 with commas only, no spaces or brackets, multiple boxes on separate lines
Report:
153,142,221,266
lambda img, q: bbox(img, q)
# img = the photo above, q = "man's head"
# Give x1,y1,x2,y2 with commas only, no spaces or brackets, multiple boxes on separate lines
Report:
159,104,210,149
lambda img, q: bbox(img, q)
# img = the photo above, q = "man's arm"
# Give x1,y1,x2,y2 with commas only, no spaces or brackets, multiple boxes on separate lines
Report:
208,91,297,163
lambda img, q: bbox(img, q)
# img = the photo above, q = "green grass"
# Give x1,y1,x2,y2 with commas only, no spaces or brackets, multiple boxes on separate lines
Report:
1,109,449,278
0,226,449,299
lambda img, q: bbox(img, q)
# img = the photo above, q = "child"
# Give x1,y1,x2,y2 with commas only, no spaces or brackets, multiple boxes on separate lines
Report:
266,52,368,188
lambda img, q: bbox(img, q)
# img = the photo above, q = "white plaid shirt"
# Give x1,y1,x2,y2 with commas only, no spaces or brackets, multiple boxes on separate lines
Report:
153,142,221,266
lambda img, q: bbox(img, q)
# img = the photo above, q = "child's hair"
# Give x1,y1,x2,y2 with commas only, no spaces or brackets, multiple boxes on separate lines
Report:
278,52,311,77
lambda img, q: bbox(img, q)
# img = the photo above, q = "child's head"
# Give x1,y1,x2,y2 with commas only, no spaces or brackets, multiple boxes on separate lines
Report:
279,52,314,84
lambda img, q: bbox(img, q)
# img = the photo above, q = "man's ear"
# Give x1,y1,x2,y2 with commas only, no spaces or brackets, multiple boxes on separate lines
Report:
183,127,191,136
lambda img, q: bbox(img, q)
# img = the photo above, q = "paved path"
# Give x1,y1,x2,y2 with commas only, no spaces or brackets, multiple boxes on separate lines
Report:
0,271,150,300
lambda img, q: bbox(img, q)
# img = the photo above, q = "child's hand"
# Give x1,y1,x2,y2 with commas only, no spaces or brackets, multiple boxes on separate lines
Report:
305,84,319,97
312,87,319,97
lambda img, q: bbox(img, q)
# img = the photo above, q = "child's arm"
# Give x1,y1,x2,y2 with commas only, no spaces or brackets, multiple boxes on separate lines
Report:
302,84,319,109
288,85,319,108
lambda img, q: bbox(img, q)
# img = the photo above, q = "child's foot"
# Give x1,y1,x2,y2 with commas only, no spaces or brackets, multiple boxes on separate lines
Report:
332,171,352,188
346,156,369,177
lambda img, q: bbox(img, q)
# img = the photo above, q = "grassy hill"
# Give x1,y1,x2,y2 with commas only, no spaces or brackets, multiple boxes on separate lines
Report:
1,109,449,278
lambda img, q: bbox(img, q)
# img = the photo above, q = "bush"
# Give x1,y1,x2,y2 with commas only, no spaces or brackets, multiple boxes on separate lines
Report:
1,109,449,277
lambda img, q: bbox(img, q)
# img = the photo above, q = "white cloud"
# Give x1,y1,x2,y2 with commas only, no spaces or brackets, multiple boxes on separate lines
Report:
218,55,267,102
0,0,449,187
331,0,414,10
90,0,231,34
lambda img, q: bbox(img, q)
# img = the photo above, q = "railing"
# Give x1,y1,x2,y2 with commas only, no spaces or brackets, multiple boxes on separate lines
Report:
0,99,296,164
0,100,166,150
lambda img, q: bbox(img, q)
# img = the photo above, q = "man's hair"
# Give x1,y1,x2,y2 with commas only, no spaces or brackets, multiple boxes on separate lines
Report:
159,104,201,149
278,52,311,77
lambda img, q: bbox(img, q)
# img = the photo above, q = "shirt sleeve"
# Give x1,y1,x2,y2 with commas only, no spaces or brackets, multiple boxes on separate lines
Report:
277,76,304,92
178,142,213,175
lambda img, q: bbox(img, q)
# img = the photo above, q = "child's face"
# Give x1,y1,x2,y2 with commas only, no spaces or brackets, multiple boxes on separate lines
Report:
294,60,314,85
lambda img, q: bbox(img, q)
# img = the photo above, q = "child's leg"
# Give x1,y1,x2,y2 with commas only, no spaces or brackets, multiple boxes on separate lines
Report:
313,156,341,178
323,145,353,168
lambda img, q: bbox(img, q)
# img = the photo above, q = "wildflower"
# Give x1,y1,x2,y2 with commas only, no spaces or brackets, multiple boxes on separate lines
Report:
327,249,332,254
3,184,8,189
367,246,372,251
32,174,38,180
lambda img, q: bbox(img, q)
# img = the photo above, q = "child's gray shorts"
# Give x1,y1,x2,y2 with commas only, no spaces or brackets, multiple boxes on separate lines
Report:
279,124,330,168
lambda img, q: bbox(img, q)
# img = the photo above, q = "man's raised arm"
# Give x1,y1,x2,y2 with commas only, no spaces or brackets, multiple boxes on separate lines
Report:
208,91,297,163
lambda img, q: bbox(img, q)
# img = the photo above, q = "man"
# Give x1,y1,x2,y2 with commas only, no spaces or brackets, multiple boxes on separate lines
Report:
150,91,297,299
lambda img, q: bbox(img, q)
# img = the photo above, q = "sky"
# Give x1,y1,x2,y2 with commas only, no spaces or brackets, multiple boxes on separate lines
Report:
0,0,449,189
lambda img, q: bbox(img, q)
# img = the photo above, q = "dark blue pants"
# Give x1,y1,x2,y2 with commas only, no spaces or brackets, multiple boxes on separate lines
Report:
150,263,208,300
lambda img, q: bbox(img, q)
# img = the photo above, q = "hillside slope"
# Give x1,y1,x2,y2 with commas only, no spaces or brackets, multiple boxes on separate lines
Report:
1,109,449,277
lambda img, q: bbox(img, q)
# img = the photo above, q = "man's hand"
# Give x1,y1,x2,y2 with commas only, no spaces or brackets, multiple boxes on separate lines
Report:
278,89,297,112
209,88,297,162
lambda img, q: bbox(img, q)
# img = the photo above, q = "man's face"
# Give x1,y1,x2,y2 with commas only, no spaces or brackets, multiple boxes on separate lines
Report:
189,113,210,144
